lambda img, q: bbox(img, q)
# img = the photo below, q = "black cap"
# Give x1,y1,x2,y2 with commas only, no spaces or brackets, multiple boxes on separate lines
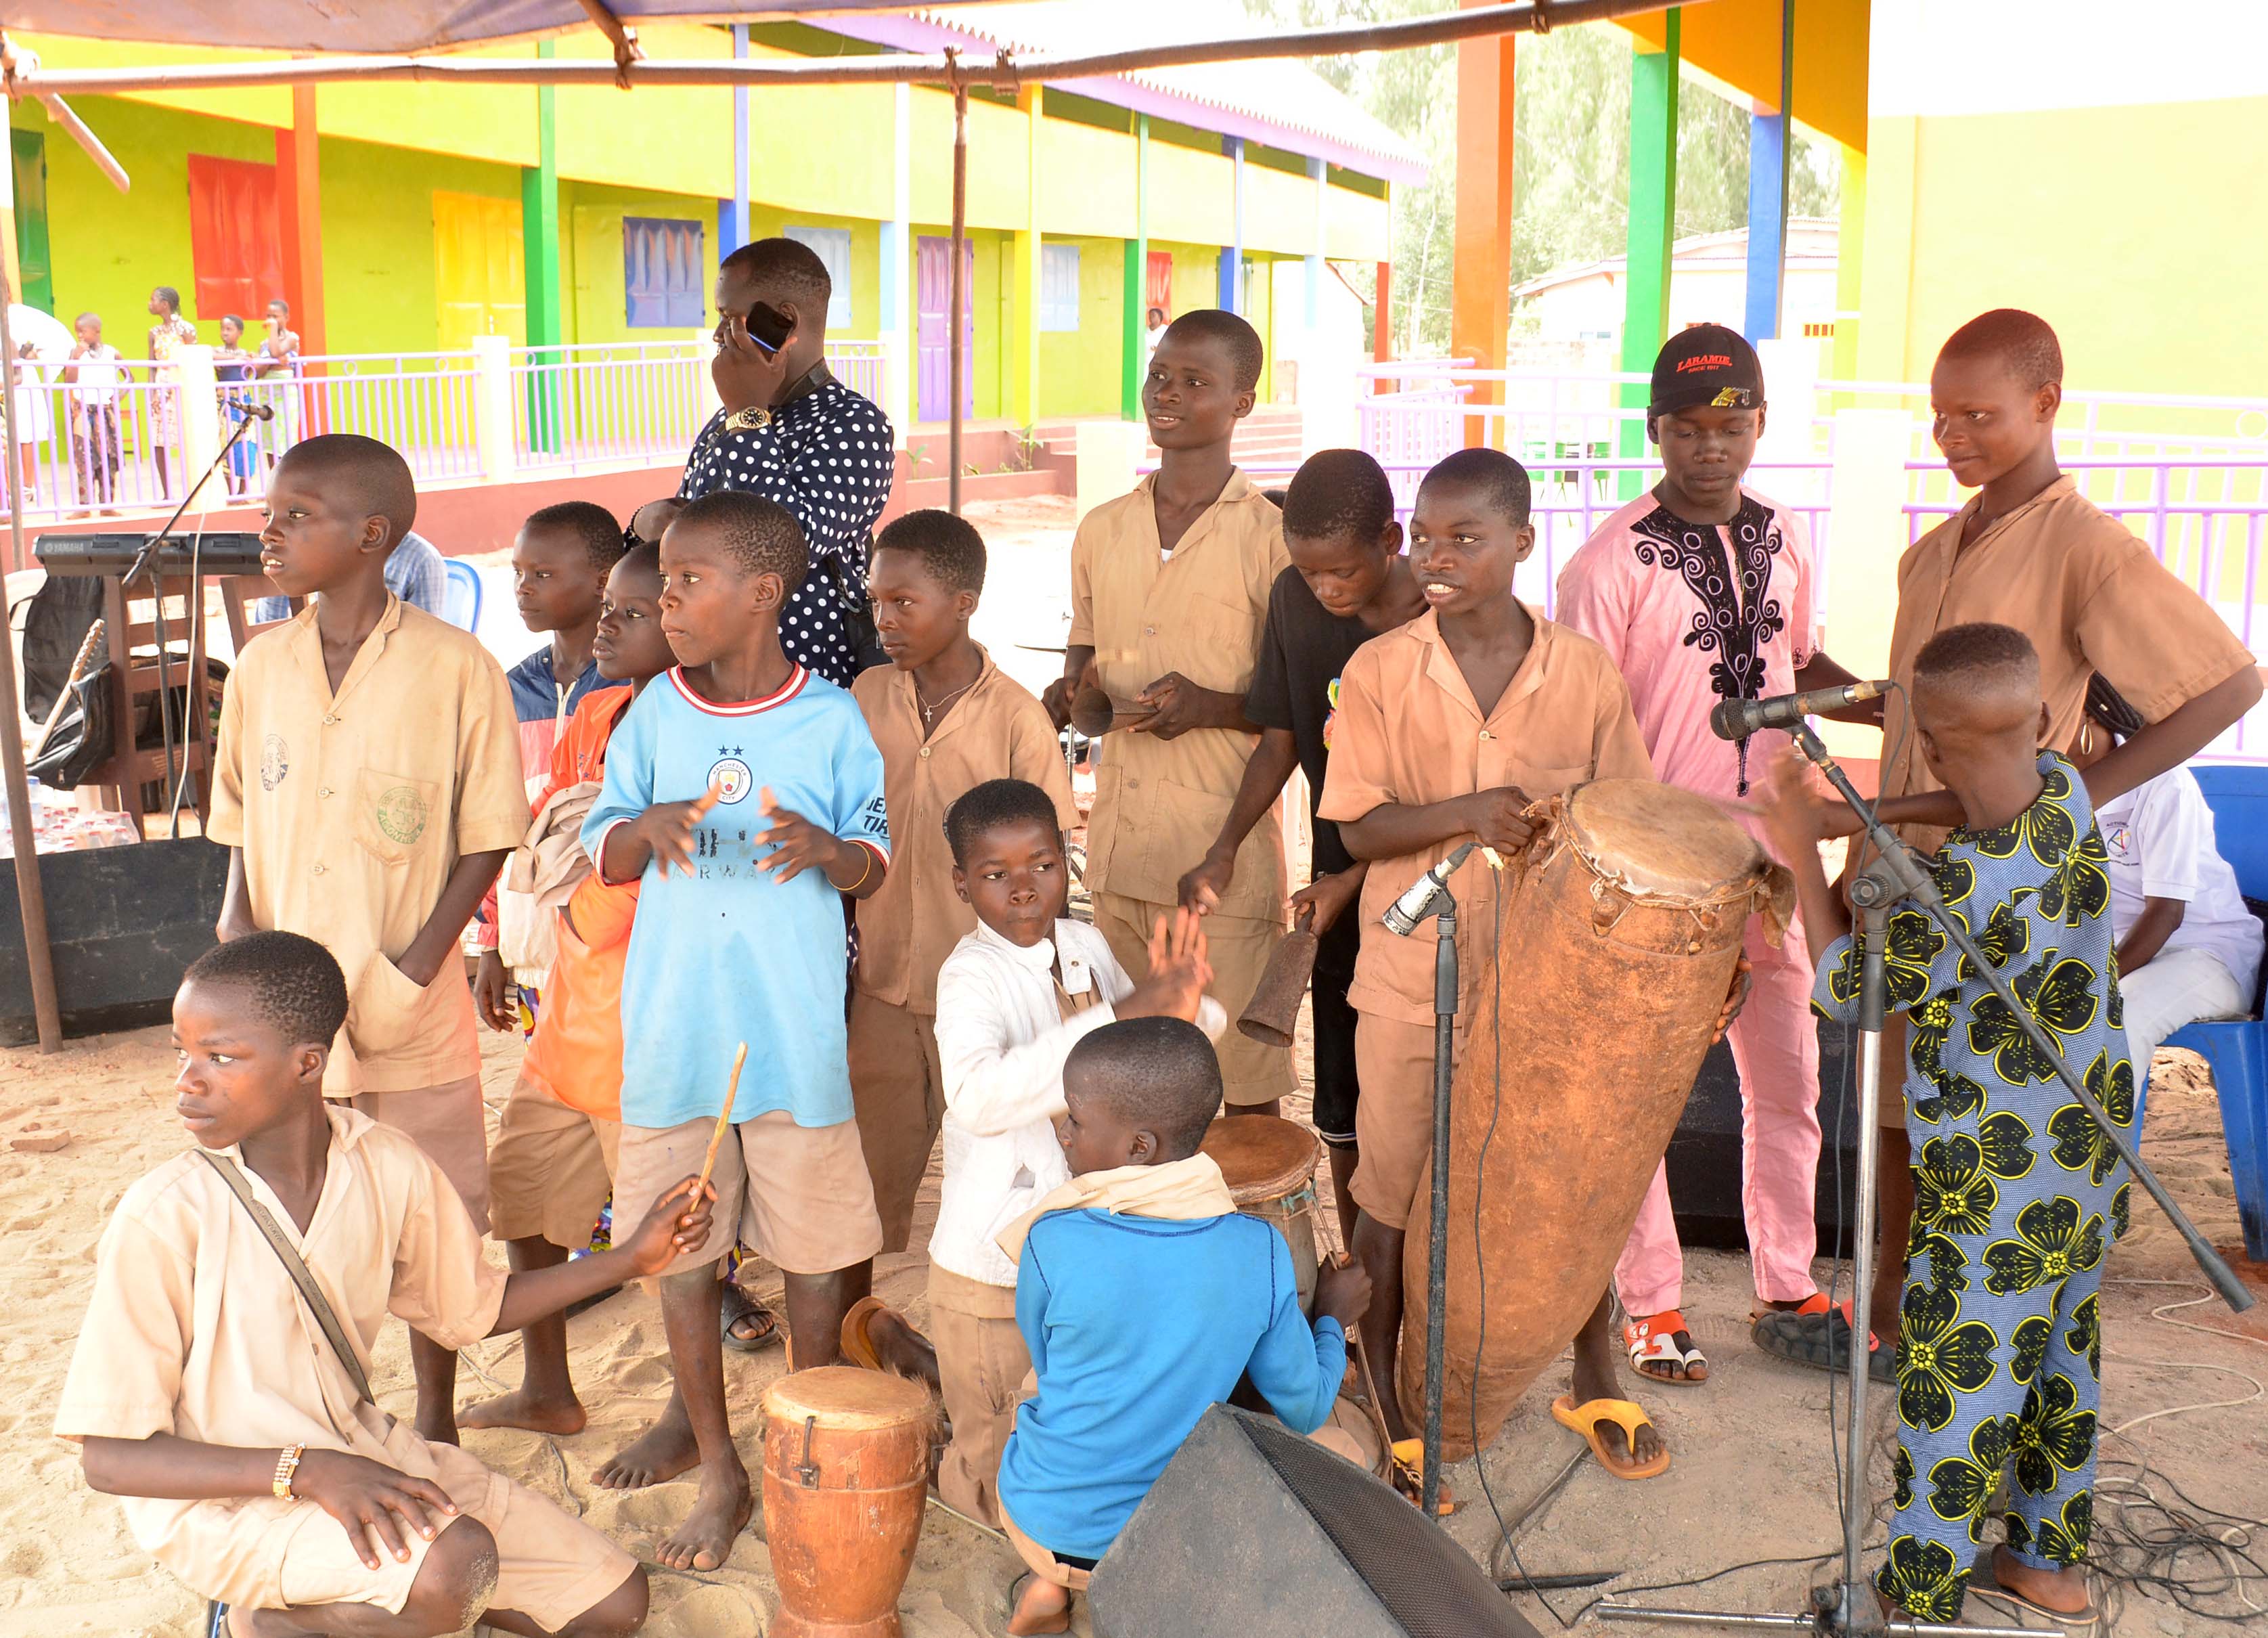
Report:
1649,323,1764,417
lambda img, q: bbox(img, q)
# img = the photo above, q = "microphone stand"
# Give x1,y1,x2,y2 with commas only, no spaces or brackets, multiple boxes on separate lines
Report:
129,405,267,839
1602,721,2252,1638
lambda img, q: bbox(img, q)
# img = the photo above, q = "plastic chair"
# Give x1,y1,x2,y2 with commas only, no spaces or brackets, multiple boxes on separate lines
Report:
442,557,483,634
2162,763,2268,1260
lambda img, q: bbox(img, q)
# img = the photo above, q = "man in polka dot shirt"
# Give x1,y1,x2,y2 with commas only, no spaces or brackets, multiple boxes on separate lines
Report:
680,238,897,688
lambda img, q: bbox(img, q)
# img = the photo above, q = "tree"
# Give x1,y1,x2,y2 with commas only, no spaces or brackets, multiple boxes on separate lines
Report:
1241,0,1840,355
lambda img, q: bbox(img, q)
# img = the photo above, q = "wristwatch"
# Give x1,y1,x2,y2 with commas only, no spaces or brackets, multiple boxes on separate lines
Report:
723,405,773,435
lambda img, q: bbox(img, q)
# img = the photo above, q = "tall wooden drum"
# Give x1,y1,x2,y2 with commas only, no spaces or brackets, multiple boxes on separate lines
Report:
761,1367,933,1638
1201,1114,1324,1313
1399,779,1787,1458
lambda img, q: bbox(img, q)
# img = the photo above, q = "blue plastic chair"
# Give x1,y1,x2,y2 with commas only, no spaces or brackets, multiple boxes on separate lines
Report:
2163,763,2268,1260
442,557,483,634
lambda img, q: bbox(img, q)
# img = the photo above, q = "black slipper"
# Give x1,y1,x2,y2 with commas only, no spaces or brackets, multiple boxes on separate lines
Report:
1752,1308,1894,1382
720,1283,781,1354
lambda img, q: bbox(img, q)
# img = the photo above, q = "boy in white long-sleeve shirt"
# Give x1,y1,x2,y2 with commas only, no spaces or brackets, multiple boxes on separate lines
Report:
924,778,1222,1528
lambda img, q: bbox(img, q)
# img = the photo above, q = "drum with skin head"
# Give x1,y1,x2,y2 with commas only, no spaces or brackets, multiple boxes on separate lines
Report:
1399,778,1789,1458
761,1367,933,1638
1201,1113,1325,1314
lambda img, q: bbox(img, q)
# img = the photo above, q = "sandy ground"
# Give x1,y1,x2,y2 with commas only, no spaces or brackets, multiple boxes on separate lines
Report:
5,495,2266,1635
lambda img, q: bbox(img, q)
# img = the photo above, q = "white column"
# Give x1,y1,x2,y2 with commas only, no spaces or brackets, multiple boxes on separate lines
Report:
1819,408,1915,761
470,334,516,483
174,346,226,511
880,83,916,435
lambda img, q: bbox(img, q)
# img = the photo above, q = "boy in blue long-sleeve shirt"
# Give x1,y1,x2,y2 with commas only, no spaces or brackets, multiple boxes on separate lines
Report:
995,1017,1371,1635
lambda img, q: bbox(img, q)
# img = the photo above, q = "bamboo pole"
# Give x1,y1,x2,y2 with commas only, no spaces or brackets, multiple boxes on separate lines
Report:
3,1,1693,96
948,72,968,517
0,290,64,1053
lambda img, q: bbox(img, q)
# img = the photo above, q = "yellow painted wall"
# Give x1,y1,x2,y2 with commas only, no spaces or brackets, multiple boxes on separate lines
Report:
1856,94,2268,416
1039,236,1124,419
1038,118,1138,240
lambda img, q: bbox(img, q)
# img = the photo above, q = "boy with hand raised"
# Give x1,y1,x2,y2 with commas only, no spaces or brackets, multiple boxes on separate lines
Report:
996,1017,1369,1635
581,491,889,1573
213,434,528,1448
1045,309,1295,1116
846,511,1076,1262
58,932,712,1638
1178,448,1425,1240
461,542,677,1438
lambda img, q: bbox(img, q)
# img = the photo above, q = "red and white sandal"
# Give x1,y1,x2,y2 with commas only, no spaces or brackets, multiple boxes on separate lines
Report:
1623,1310,1709,1384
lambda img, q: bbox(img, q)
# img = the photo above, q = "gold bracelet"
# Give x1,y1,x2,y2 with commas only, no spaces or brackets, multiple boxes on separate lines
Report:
843,845,875,893
273,1442,305,1500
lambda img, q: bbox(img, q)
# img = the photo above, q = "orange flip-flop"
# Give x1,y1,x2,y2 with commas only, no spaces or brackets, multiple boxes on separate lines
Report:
839,1295,895,1371
1551,1394,1671,1481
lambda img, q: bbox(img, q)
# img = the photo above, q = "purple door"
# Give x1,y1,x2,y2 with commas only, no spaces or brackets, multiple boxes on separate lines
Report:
916,236,976,422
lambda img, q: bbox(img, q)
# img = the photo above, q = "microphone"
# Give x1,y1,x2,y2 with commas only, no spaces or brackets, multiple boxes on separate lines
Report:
240,401,276,421
1382,841,1477,936
1710,680,1888,741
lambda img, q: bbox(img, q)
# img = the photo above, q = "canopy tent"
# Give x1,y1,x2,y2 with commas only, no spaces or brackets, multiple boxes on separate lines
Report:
2,1,988,55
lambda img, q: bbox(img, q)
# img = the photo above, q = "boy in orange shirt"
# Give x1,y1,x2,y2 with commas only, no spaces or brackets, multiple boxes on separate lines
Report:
460,543,676,1437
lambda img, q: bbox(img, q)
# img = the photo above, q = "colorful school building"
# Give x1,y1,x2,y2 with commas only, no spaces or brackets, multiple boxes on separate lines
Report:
8,9,1419,440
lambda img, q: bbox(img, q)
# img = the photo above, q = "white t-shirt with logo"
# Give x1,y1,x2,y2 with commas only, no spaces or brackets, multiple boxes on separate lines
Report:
2095,767,2264,996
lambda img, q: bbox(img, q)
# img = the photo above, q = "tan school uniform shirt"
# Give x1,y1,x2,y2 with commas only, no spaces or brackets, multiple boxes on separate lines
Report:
1069,469,1293,918
1317,607,1655,1027
852,650,1077,1013
1882,475,2256,852
210,597,529,1094
52,1109,508,1609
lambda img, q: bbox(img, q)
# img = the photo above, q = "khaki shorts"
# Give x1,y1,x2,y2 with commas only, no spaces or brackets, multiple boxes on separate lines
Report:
847,993,946,1254
1350,1012,1467,1233
1092,892,1293,1108
614,1111,883,1276
351,1076,489,1235
929,1265,1029,1528
270,1434,634,1629
487,1070,619,1249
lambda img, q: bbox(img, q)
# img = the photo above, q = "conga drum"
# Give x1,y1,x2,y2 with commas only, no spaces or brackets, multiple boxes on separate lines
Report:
1399,779,1787,1457
761,1367,934,1638
1201,1114,1324,1313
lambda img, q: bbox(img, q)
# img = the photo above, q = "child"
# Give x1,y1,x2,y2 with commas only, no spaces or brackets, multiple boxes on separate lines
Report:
996,1016,1370,1635
1556,325,1827,1381
57,932,709,1638
1046,308,1294,1115
215,315,260,497
145,284,196,494
625,495,685,552
252,528,451,626
1760,623,2129,1627
847,511,1076,1256
460,544,677,1438
212,433,529,1448
581,490,889,1574
256,297,301,463
860,778,1226,1532
2076,682,2263,1081
1318,447,1677,1480
1767,309,2262,1375
474,501,628,1037
64,311,124,510
1177,447,1425,1243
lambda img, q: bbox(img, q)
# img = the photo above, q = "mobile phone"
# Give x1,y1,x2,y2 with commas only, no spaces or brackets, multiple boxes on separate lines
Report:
746,301,793,355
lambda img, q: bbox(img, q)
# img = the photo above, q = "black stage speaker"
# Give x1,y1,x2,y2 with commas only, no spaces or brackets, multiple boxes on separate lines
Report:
1088,1405,1540,1638
1666,1016,1861,1255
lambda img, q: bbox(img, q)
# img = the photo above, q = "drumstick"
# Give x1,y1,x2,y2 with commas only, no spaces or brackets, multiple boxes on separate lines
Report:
30,618,104,761
693,1042,750,1197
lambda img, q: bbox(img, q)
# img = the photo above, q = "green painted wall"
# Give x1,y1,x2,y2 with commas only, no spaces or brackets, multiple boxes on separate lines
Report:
1040,236,1123,419
565,181,719,345
751,202,880,341
321,134,521,355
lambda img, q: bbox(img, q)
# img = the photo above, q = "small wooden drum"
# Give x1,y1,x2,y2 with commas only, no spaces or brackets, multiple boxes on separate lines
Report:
760,1367,933,1638
1400,778,1783,1458
1201,1114,1325,1312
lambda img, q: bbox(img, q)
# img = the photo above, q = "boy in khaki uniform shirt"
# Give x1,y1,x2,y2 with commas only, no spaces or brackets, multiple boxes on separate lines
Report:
1760,310,2265,1377
1047,310,1293,1110
58,932,710,1638
1320,449,1687,1481
212,435,528,1449
849,510,1076,1251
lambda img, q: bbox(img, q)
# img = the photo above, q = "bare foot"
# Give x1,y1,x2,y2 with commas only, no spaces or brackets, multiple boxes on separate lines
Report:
1008,1574,1072,1636
866,1308,941,1391
596,1403,701,1490
1993,1545,2093,1614
458,1384,589,1436
657,1471,753,1572
1571,1321,1666,1469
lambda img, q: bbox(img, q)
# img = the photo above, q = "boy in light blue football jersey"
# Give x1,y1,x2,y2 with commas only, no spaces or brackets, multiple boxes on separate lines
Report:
581,491,889,1576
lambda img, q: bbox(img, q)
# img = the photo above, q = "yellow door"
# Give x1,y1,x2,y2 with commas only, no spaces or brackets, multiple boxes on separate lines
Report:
433,191,527,350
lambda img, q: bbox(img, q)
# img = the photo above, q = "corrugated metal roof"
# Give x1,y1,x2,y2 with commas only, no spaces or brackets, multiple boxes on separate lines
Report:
837,1,1429,183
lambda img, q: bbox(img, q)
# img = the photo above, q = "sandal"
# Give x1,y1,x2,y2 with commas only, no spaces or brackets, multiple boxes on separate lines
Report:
1752,1299,1893,1382
1969,1547,2100,1632
1624,1310,1708,1384
1006,1570,1073,1636
839,1295,895,1371
1551,1394,1671,1481
720,1283,781,1354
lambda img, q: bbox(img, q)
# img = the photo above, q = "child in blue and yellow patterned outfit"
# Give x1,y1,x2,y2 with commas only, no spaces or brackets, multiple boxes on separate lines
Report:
1761,621,2129,1629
